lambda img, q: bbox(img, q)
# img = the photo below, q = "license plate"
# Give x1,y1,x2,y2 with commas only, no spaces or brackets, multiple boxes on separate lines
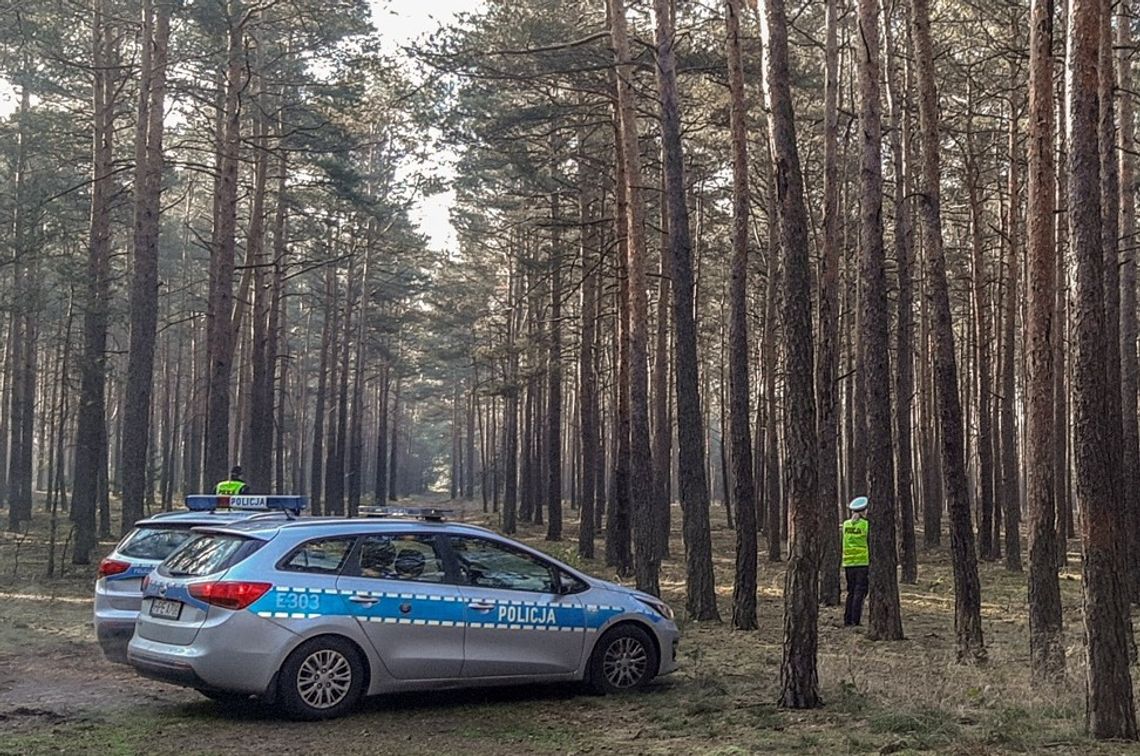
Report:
150,598,183,620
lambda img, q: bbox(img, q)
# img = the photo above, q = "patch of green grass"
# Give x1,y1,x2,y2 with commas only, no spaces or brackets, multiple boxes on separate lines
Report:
868,705,961,749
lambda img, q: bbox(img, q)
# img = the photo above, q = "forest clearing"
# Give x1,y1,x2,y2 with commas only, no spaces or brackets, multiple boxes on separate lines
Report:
5,0,1140,750
0,496,1136,756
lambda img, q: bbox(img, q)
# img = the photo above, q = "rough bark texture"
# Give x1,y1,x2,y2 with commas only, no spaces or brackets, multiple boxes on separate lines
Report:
651,0,718,618
967,83,996,562
1026,0,1065,682
764,0,821,709
1069,0,1138,739
883,0,917,584
857,0,903,641
725,0,757,631
204,3,243,488
122,0,170,530
817,0,843,606
72,0,114,563
1119,0,1140,604
547,187,563,542
1001,75,1023,573
578,144,599,559
910,0,986,662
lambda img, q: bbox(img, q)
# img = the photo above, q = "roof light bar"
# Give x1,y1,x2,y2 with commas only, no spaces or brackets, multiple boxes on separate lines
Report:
359,506,454,521
185,495,307,514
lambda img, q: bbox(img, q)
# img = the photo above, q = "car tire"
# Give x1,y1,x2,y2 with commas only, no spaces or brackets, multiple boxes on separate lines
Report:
196,689,253,704
587,624,658,695
277,636,366,720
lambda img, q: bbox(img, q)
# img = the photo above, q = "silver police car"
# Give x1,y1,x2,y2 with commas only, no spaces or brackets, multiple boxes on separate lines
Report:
94,496,304,663
127,507,680,719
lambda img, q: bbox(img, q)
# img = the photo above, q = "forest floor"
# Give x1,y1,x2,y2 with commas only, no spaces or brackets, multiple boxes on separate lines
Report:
1,497,1139,755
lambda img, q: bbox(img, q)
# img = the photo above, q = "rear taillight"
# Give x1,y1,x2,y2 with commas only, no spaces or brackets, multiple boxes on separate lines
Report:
188,581,272,610
98,559,130,578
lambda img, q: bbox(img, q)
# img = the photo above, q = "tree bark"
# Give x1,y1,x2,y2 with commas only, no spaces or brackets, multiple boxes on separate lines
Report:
764,0,821,708
1118,0,1140,604
910,0,986,662
857,0,904,641
609,0,657,595
1069,0,1138,738
883,0,917,584
204,0,244,488
122,0,170,531
816,0,842,607
1001,69,1023,573
72,0,115,562
651,0,717,617
1026,0,1065,682
725,0,758,630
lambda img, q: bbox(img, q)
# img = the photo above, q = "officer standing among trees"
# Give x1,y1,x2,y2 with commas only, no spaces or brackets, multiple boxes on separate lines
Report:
216,465,250,496
843,496,870,626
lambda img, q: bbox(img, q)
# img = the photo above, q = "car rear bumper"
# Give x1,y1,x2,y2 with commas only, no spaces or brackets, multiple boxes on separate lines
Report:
128,611,295,695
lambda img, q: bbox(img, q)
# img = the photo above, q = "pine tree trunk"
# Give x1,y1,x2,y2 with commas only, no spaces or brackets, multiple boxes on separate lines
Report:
857,0,904,641
609,0,657,595
547,183,563,541
309,266,335,516
204,0,244,487
884,0,917,584
765,0,821,709
1118,0,1140,603
71,1,115,562
967,81,996,561
911,0,986,662
817,0,842,607
578,143,599,559
725,0,757,630
1026,0,1065,682
649,0,716,617
1070,0,1139,738
1001,72,1024,572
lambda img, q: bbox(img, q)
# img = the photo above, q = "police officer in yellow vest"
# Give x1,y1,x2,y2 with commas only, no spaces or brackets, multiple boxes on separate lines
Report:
216,465,249,496
842,496,870,627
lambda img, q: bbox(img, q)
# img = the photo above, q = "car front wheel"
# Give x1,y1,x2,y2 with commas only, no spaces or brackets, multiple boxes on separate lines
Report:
278,636,365,720
588,624,658,694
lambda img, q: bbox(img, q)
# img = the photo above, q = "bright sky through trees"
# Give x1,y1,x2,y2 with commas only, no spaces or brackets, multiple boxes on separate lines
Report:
373,0,480,250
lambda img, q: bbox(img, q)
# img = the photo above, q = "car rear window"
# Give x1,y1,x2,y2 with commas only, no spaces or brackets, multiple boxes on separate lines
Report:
118,527,196,561
159,534,263,578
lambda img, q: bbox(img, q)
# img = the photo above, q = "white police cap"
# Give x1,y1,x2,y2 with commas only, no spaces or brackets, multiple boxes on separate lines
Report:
848,496,869,512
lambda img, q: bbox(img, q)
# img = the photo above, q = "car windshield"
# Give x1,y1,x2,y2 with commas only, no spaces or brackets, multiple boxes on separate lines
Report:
118,526,197,561
160,534,260,577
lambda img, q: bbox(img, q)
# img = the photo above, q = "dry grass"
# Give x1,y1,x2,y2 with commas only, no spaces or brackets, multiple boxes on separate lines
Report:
0,496,1138,754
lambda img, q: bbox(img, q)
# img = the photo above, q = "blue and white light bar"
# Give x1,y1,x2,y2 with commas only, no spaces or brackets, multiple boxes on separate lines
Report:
185,495,308,514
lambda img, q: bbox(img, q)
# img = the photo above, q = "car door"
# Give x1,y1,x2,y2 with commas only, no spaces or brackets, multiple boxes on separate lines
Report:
335,532,465,680
448,535,586,678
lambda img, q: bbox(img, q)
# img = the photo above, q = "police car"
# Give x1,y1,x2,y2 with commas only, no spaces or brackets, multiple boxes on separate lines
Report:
94,495,304,663
127,504,680,719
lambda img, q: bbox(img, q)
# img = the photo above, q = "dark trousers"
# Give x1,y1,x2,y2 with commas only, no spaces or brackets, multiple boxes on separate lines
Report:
844,566,869,626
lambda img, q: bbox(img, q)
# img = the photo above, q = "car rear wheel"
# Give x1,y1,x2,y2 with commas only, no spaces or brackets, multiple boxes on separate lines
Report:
588,624,658,694
278,636,365,720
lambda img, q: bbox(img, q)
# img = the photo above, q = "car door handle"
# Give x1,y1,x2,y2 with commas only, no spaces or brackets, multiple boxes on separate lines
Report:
468,602,494,612
349,594,379,605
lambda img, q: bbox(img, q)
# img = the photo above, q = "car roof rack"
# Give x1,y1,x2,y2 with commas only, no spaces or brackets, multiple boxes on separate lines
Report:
185,495,307,518
358,506,454,522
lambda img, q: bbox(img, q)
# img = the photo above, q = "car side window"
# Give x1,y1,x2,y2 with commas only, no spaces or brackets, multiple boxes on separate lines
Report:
357,534,447,584
449,536,557,593
280,537,354,575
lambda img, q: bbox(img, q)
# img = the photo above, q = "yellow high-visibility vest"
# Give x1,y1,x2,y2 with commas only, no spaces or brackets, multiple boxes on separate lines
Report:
216,479,247,496
842,517,869,567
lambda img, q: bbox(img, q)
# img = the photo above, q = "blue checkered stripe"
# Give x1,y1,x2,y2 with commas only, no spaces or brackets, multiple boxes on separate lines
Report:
248,587,628,633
